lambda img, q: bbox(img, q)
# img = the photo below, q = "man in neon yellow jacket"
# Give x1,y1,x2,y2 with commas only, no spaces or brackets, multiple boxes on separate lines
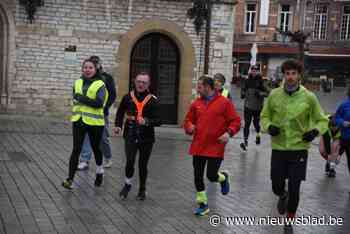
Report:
261,60,328,231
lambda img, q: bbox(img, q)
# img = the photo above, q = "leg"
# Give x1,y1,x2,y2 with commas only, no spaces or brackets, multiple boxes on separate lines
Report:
119,141,138,199
86,125,104,186
344,141,350,175
138,143,153,192
100,116,113,162
287,178,302,215
124,141,138,180
193,156,207,193
193,156,209,216
286,150,308,217
252,109,261,133
206,158,223,183
271,150,288,215
243,108,253,141
68,120,87,181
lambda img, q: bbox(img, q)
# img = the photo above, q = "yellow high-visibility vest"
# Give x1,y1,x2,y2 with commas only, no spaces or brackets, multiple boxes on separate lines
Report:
71,78,108,126
221,88,229,98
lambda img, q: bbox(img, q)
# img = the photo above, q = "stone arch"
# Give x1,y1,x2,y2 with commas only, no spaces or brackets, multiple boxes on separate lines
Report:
116,18,196,125
0,0,15,108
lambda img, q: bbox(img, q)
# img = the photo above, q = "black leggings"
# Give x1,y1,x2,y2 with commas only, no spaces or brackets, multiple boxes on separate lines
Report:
124,142,153,191
272,178,302,214
68,119,104,180
193,156,222,192
243,108,261,140
341,139,350,174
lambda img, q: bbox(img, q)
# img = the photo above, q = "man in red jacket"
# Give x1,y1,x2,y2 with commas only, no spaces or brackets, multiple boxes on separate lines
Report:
184,75,241,216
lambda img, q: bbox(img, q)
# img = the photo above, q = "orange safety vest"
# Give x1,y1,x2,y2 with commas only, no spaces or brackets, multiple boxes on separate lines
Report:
130,91,153,122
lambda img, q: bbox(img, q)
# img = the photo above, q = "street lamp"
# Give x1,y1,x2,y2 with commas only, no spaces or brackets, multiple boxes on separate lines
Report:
19,0,44,23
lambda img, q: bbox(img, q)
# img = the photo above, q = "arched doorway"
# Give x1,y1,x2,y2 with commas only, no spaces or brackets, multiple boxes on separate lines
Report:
130,33,180,124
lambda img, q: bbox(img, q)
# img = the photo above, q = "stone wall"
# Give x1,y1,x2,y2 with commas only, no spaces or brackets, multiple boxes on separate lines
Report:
0,0,235,122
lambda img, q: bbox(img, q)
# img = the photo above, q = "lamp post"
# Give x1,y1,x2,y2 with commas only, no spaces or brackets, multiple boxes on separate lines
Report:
19,0,44,23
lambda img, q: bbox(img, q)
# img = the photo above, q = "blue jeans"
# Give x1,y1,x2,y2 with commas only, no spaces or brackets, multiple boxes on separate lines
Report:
80,116,112,162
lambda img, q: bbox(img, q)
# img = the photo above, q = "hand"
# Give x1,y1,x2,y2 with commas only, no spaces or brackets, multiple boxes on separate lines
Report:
343,121,350,128
187,124,195,135
268,125,280,136
218,132,230,144
73,93,83,102
302,129,319,142
126,115,136,121
112,127,122,136
137,117,146,125
240,94,245,99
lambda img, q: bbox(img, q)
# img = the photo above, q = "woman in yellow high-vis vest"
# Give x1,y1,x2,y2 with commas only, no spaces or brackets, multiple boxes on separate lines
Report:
62,58,107,189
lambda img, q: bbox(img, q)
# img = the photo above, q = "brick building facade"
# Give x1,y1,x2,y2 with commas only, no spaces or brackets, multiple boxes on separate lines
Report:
233,0,350,86
0,0,235,124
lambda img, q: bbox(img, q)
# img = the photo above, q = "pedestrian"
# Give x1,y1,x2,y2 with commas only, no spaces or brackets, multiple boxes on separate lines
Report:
62,58,108,189
77,56,116,170
113,72,161,200
335,87,350,185
261,59,328,232
214,73,231,99
183,75,241,216
319,114,342,178
240,65,269,151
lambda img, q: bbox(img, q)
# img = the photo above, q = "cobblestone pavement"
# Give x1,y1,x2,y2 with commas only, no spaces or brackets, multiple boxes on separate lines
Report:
0,87,350,234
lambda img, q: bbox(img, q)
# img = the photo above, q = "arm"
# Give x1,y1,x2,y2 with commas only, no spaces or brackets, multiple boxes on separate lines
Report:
183,103,196,135
114,95,128,129
335,103,345,128
144,98,162,127
104,73,117,109
225,101,241,137
260,94,272,133
74,86,105,108
240,79,246,99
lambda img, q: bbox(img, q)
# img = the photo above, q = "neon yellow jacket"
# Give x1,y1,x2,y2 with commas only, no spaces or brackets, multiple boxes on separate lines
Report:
261,85,328,150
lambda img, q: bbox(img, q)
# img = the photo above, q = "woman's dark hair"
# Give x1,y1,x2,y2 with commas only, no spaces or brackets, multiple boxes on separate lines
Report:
281,60,303,74
198,75,215,90
82,58,99,71
214,73,226,84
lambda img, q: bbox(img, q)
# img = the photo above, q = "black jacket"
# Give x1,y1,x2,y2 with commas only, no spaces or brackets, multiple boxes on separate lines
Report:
115,91,162,143
241,74,269,111
101,72,116,116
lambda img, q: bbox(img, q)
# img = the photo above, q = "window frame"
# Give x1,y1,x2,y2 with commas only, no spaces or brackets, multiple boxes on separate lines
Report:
340,5,350,40
244,3,257,34
278,4,293,32
313,4,329,40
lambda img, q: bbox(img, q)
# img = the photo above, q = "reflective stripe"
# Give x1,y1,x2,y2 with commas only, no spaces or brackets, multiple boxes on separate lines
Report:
72,112,104,119
221,89,229,98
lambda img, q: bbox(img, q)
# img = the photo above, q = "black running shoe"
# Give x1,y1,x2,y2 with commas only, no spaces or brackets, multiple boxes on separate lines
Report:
325,162,330,173
240,142,247,151
256,135,261,145
328,168,336,178
94,173,103,187
136,190,146,201
119,183,132,199
284,223,293,234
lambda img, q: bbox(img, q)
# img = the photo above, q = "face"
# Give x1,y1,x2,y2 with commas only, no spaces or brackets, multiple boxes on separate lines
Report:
82,61,97,78
284,69,299,87
250,67,257,76
134,74,151,93
214,79,224,91
197,80,211,97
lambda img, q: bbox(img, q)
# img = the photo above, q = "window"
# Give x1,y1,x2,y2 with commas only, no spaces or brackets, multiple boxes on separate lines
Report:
278,5,292,32
245,4,256,33
340,5,350,40
313,4,328,40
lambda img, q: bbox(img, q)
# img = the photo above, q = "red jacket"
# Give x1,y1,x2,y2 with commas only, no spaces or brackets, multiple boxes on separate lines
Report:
183,94,241,158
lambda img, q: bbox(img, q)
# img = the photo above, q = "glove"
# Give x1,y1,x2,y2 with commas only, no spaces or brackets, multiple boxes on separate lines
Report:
268,125,280,136
302,129,319,142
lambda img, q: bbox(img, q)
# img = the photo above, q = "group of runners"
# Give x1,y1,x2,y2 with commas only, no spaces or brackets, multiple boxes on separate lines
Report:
61,57,350,232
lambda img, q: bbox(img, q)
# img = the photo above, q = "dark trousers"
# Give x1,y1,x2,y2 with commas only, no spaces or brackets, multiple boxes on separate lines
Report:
193,156,222,192
68,119,104,180
243,107,261,140
341,139,350,174
124,141,154,191
271,150,308,214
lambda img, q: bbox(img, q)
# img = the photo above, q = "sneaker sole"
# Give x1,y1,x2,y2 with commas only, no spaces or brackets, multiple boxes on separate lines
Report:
195,209,210,216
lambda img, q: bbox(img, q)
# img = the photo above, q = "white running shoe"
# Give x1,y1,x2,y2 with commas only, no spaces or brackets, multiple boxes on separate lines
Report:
104,159,112,168
77,161,89,170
